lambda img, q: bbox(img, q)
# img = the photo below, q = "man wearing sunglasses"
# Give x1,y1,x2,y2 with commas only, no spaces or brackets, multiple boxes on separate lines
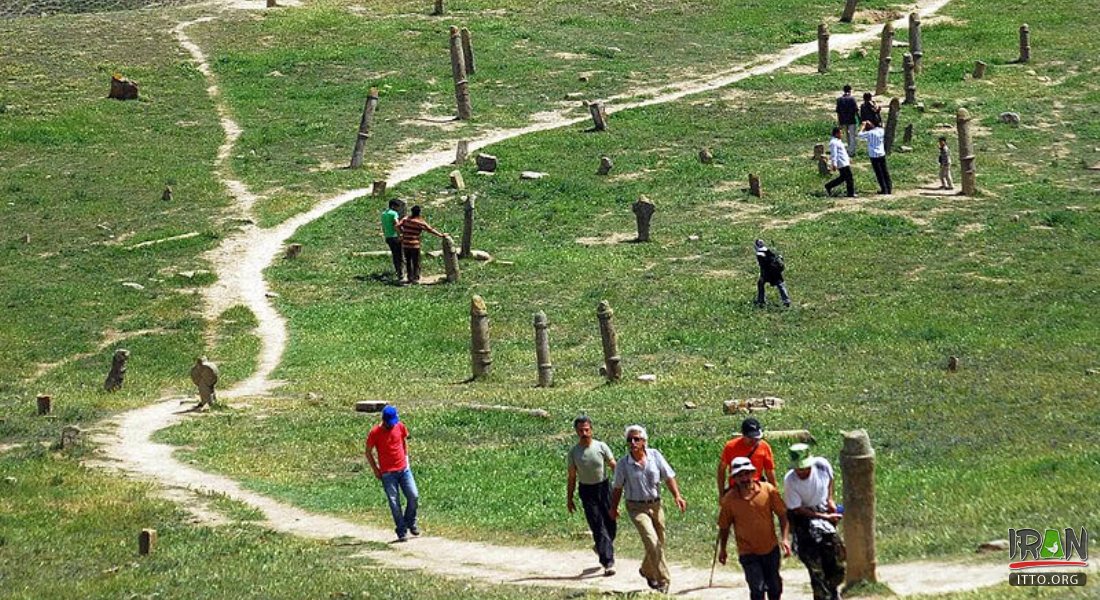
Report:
610,425,688,594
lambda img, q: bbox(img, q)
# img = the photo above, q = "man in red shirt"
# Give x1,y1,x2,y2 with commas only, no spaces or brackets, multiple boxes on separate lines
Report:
717,418,777,498
366,405,419,541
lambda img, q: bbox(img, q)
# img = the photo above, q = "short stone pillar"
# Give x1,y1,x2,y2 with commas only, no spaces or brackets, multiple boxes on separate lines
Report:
902,53,917,104
597,156,614,175
908,12,923,73
533,311,554,388
460,194,475,258
475,153,497,173
956,108,977,195
108,74,139,100
449,169,465,190
162,186,173,202
104,348,130,392
883,98,900,155
589,102,609,131
372,180,387,197
460,28,476,75
1018,24,1031,63
139,529,157,555
61,425,83,449
449,27,472,120
455,140,470,164
36,394,52,415
350,87,380,168
814,143,830,175
285,243,303,259
597,300,621,382
632,196,655,242
875,23,894,96
470,295,492,379
442,234,461,283
902,123,914,144
698,148,714,164
840,430,878,585
817,23,830,73
840,0,858,23
190,357,220,409
972,60,987,79
432,0,443,16
748,174,762,197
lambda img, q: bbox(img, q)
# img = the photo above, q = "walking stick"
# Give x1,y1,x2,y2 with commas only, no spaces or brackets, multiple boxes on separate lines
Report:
709,528,720,587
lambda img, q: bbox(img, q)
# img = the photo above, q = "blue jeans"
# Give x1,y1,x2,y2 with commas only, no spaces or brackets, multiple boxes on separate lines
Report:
380,468,419,537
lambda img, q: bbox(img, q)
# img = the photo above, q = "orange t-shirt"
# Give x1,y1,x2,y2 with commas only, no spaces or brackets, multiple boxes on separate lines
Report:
717,481,785,556
719,437,775,485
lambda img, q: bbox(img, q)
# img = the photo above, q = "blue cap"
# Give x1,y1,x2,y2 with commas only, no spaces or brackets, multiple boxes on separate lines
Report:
382,405,399,426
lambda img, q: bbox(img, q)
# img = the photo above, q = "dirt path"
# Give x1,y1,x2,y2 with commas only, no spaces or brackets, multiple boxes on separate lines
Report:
90,0,1016,596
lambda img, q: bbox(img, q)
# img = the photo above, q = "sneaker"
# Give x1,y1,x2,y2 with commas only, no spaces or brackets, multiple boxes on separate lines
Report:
603,561,615,577
395,535,408,543
409,525,420,536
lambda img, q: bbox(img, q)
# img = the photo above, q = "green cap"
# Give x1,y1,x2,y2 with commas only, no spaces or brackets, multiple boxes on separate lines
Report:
789,443,814,469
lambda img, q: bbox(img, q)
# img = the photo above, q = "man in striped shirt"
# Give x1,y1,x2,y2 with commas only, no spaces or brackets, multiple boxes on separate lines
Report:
397,205,444,285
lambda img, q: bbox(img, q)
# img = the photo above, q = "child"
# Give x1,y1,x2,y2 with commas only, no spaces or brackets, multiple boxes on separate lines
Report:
938,136,954,190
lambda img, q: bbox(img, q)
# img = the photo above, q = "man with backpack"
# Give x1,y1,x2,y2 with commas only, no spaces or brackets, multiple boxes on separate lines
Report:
754,239,790,308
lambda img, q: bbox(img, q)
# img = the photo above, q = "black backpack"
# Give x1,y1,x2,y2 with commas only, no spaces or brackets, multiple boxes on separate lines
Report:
770,252,785,273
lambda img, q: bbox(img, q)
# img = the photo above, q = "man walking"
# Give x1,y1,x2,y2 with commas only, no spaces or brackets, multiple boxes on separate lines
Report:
824,127,856,198
754,240,790,308
397,205,444,285
718,417,778,498
366,405,420,542
857,120,892,194
380,199,403,282
718,457,792,600
835,85,859,155
610,425,688,594
784,444,845,600
566,415,618,576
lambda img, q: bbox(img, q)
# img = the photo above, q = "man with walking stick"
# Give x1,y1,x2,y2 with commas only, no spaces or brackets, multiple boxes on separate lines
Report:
717,457,791,599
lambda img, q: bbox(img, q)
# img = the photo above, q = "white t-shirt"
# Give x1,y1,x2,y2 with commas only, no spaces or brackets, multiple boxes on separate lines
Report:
783,457,834,509
829,137,851,168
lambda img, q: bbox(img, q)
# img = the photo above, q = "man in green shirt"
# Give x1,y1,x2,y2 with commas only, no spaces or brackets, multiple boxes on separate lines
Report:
566,415,618,576
380,200,403,283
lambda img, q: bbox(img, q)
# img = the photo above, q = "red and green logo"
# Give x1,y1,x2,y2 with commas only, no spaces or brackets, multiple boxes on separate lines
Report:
1009,528,1089,569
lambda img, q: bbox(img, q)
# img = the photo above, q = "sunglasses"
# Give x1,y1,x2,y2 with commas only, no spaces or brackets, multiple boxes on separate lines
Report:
627,436,646,442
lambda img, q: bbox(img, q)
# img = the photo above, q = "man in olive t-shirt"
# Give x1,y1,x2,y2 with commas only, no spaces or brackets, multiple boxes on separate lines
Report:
566,415,618,575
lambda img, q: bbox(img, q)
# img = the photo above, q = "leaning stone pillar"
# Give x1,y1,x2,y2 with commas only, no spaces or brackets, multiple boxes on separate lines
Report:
902,53,917,104
589,102,609,131
442,234,461,283
104,348,130,392
840,0,858,23
350,87,379,168
875,23,894,96
470,295,492,378
908,12,923,73
460,194,475,258
533,311,554,387
817,23,830,73
632,196,655,242
956,108,977,195
841,430,878,585
883,98,900,155
449,27,472,120
597,301,621,382
460,28,476,75
1018,24,1030,63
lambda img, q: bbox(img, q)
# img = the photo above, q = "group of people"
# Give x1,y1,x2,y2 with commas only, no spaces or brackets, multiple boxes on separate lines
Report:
380,201,445,286
365,407,845,598
826,84,892,198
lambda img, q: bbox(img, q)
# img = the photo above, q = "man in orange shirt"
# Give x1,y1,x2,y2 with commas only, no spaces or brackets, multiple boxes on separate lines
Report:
396,205,444,285
717,418,777,498
718,457,791,600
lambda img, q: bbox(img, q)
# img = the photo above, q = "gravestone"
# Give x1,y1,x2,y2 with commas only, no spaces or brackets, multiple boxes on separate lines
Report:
350,88,380,168
469,295,492,378
36,394,51,415
442,234,460,283
883,98,900,155
903,53,917,104
1018,24,1031,63
449,169,465,190
632,196,655,242
455,140,469,164
749,174,762,197
460,194,475,258
372,180,387,197
104,348,130,392
597,300,621,382
972,60,988,79
589,102,609,131
597,156,614,175
817,23,830,73
533,311,554,387
460,28,476,75
840,0,858,23
285,243,303,259
908,12,923,72
449,27,472,120
956,108,977,195
875,24,894,95
476,153,497,172
841,430,878,585
190,357,219,409
108,74,138,100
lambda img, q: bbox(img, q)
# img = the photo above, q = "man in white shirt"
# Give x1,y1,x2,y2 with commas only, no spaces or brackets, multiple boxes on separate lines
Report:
824,127,856,198
784,444,845,600
857,120,892,194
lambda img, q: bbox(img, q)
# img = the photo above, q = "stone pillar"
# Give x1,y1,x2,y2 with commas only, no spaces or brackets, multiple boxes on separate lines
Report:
972,60,987,79
460,28,476,75
266,0,276,7
61,425,82,449
455,140,470,164
470,295,492,378
285,243,303,259
449,169,465,190
908,12,923,73
533,311,554,387
903,123,913,144
1018,24,1031,63
840,0,858,23
698,148,714,164
956,108,977,195
162,186,173,202
597,300,621,382
883,98,900,155
840,430,877,585
372,180,387,197
36,394,51,415
589,101,609,131
350,88,380,169
597,156,614,175
875,23,894,96
748,174,762,197
903,53,917,104
449,27,472,120
632,196,655,242
190,357,220,409
104,348,130,392
432,0,443,15
817,23,830,73
460,194,475,258
139,529,157,555
814,143,830,175
475,153,497,172
442,234,461,283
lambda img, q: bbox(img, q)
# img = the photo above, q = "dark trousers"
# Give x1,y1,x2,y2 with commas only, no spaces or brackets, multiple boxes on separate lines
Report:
579,480,617,567
385,237,403,279
738,545,783,600
870,156,892,194
825,166,855,197
757,278,791,306
402,246,421,283
797,536,846,600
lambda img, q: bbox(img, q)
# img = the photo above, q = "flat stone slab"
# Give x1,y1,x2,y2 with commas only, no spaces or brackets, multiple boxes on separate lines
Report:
354,401,387,413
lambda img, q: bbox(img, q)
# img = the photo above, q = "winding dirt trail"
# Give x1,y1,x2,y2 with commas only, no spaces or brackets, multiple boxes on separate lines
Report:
91,0,1016,596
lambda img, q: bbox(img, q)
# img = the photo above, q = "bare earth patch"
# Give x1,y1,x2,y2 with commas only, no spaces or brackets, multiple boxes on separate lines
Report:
575,232,637,246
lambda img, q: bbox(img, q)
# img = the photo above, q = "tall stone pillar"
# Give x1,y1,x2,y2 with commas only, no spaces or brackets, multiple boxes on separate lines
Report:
840,429,877,585
460,28,476,75
533,311,554,387
875,23,894,96
442,234,460,283
597,301,621,382
1018,24,1031,63
903,53,917,104
908,12,923,73
840,0,858,23
470,295,492,378
350,88,379,168
817,23,830,73
460,194,475,258
883,98,900,155
956,108,977,195
449,27,472,120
